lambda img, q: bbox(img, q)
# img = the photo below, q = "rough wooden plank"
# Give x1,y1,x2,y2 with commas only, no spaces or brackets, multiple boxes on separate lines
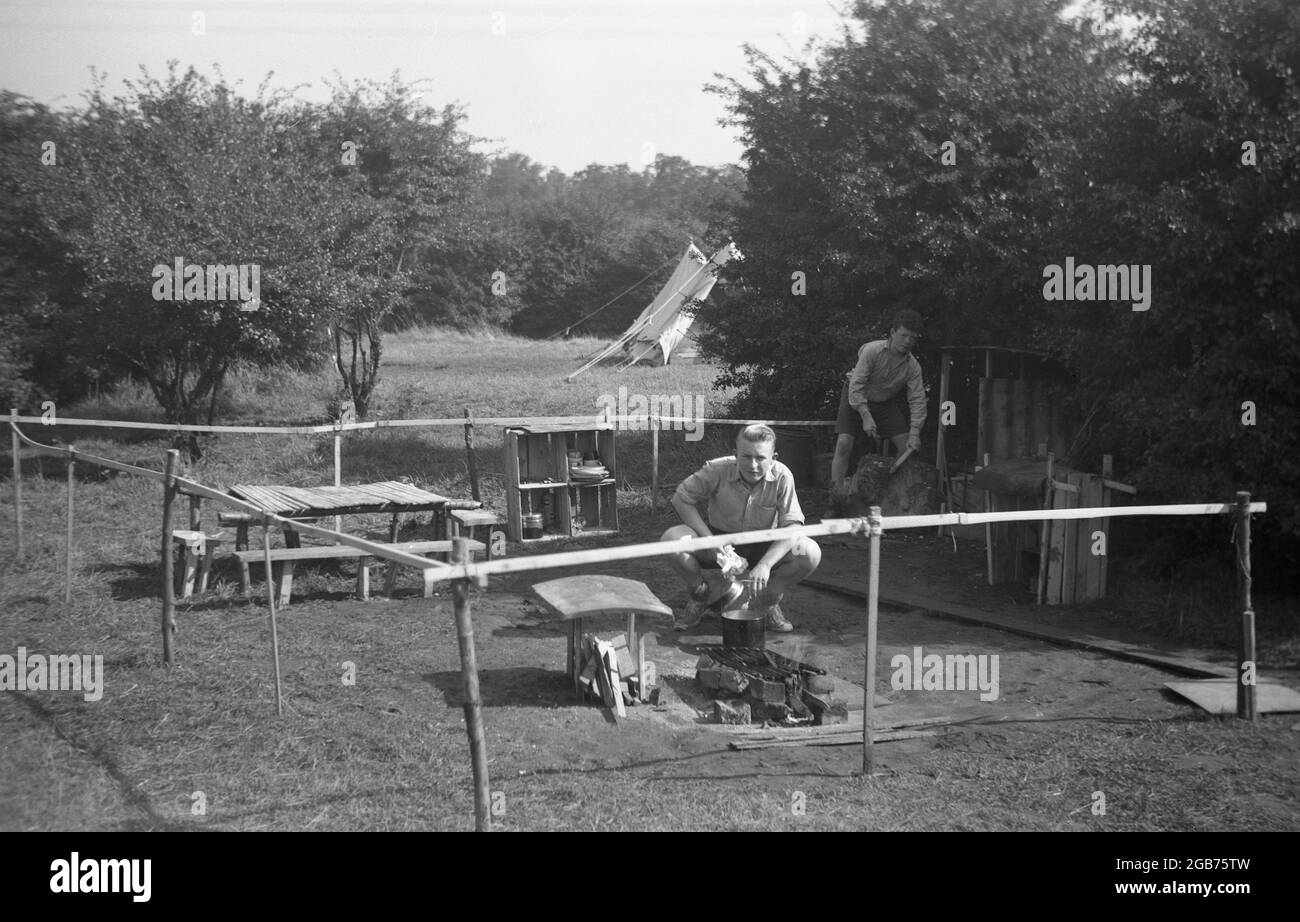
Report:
729,729,938,750
1010,378,1030,460
532,575,674,621
1165,679,1300,715
1061,473,1081,604
991,378,1011,460
234,539,481,562
1046,476,1066,604
1082,474,1105,601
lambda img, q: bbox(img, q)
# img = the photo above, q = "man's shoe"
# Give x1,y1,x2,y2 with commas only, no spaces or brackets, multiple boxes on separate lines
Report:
675,581,743,631
763,601,795,633
674,598,708,631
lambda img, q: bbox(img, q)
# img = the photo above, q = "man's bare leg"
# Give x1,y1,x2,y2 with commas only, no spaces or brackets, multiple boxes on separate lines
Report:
830,433,855,490
752,537,823,607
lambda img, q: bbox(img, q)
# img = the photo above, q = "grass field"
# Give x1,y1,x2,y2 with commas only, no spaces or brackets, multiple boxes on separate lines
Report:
2,327,1297,831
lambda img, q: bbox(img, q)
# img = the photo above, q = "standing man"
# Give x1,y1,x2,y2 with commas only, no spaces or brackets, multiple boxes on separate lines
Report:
829,309,927,493
661,425,822,633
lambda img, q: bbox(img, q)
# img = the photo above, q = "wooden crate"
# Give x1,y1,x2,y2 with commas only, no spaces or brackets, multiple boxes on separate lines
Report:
503,424,619,542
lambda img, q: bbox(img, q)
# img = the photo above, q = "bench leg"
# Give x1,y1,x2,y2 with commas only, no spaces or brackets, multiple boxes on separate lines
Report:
278,560,295,607
383,562,399,598
445,516,457,563
356,557,371,601
422,568,436,598
238,557,251,596
627,613,644,701
198,540,216,594
570,618,585,697
179,542,200,598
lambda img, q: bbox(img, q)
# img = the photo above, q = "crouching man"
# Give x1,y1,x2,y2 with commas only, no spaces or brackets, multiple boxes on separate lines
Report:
660,424,822,633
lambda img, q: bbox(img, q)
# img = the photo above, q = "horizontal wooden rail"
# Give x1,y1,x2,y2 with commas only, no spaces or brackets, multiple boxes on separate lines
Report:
421,501,1268,585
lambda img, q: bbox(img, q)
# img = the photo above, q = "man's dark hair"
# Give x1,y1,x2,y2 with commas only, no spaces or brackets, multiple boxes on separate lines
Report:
890,309,924,336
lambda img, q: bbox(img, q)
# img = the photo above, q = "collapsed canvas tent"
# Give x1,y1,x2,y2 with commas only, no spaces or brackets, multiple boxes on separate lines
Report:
566,241,742,380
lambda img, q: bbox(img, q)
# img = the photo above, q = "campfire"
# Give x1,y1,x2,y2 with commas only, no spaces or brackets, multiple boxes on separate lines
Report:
695,646,848,726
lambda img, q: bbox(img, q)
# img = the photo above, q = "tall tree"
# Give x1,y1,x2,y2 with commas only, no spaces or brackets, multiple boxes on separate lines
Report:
34,64,335,450
705,0,1125,416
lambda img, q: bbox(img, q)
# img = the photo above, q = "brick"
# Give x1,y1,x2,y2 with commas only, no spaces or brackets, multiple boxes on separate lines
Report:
714,699,751,725
749,679,788,704
802,690,849,725
751,701,792,723
717,668,749,694
805,674,836,695
697,668,723,690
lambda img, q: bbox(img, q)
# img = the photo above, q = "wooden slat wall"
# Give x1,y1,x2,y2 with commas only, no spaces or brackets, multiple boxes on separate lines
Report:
1010,380,1030,460
1078,474,1105,601
990,379,1011,460
977,378,990,462
1030,380,1050,455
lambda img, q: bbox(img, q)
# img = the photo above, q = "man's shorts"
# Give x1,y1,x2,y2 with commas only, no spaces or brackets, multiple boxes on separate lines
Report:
834,381,909,439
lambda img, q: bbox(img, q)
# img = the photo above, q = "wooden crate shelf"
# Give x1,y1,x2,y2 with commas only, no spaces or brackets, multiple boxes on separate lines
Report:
503,424,619,542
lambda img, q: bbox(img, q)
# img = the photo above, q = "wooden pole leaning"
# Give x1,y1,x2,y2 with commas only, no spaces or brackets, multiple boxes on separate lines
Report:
161,449,179,666
651,415,660,515
464,408,480,503
862,505,882,778
451,537,491,830
1235,492,1257,721
10,409,22,563
983,453,995,586
262,522,284,717
1036,452,1054,605
65,446,75,607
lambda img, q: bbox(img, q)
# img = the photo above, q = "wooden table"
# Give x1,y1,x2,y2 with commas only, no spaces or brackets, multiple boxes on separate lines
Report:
228,481,452,544
532,575,674,700
219,482,455,604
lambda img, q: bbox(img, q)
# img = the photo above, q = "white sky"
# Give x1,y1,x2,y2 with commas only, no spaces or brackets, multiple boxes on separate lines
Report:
0,0,853,173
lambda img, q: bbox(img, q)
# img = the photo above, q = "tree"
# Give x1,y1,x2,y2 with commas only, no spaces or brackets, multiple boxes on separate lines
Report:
1037,0,1300,569
705,0,1125,417
309,75,488,417
35,64,335,452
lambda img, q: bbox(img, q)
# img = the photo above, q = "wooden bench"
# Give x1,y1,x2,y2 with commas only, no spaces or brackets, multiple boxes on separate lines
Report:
445,508,501,560
531,575,674,704
171,530,225,598
234,539,485,605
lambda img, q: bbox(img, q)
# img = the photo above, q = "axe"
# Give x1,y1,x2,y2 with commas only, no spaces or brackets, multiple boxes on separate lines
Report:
889,446,915,475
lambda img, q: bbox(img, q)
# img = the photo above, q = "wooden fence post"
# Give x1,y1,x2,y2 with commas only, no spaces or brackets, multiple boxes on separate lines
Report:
862,505,882,777
11,409,22,563
262,522,284,717
464,408,480,503
1235,492,1257,721
161,449,178,666
651,415,660,515
65,446,76,607
452,537,491,830
334,418,343,537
